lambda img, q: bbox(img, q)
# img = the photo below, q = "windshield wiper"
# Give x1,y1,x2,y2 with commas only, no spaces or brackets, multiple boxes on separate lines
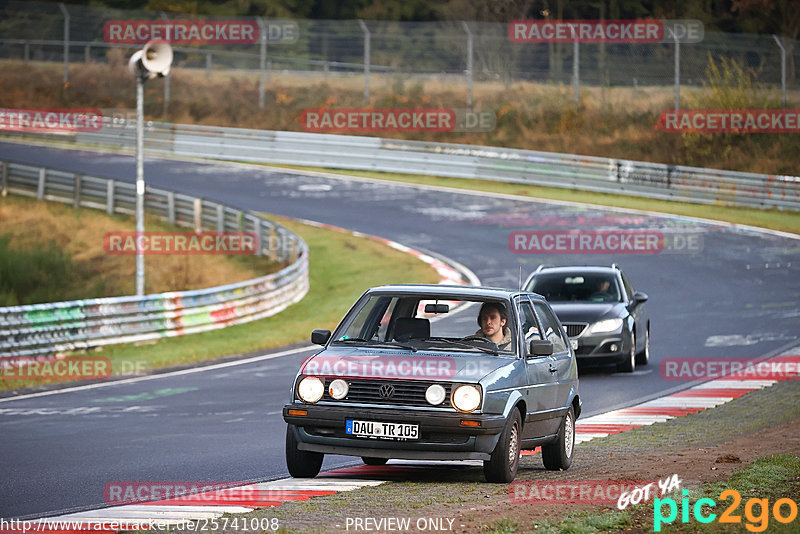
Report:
425,337,498,355
334,338,417,352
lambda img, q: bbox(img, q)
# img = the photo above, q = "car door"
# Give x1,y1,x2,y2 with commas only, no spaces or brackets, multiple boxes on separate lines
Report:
515,297,560,439
620,270,646,352
533,299,573,435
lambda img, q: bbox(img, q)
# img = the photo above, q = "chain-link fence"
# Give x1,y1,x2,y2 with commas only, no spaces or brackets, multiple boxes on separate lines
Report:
0,1,797,106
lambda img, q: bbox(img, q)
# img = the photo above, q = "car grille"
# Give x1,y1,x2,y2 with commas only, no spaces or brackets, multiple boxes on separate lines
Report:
323,378,453,408
563,323,588,338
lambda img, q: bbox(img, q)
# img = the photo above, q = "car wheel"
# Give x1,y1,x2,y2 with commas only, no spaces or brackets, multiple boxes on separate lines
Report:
617,331,636,373
285,424,323,478
361,457,389,466
542,406,575,470
483,409,521,483
636,327,650,366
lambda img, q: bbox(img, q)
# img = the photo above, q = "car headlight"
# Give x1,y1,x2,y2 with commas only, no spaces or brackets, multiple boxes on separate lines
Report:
587,318,623,335
425,384,446,406
329,379,349,400
451,385,481,412
297,376,324,403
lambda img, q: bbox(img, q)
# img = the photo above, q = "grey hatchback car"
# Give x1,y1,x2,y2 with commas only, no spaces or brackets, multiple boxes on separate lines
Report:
283,284,581,483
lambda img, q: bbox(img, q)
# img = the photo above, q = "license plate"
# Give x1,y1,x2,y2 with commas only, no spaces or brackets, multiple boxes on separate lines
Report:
570,339,579,350
346,419,419,441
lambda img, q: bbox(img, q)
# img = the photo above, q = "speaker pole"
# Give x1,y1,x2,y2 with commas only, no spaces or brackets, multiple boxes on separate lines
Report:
135,73,145,296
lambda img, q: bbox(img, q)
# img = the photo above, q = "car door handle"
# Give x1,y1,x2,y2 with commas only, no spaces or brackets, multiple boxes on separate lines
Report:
548,365,557,373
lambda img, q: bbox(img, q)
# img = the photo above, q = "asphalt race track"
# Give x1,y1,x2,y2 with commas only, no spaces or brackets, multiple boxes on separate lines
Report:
1,141,799,519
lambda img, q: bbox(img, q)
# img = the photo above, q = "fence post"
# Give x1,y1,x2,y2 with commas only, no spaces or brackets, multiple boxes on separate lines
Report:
1,162,7,197
567,24,579,105
671,29,680,110
216,204,224,232
358,20,371,105
37,168,46,200
269,225,277,260
167,191,175,225
84,45,90,63
58,3,69,86
462,21,473,107
73,174,82,208
773,34,787,108
24,41,30,63
257,17,267,109
106,179,114,214
205,52,212,78
193,198,202,232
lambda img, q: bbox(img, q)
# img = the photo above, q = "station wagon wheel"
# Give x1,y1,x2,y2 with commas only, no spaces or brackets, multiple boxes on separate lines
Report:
361,457,389,466
285,424,323,478
483,409,521,483
617,331,636,373
636,327,650,366
542,406,574,470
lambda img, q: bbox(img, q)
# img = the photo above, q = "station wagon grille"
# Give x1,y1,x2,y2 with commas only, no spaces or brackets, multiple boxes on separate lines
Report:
563,323,588,338
323,379,453,408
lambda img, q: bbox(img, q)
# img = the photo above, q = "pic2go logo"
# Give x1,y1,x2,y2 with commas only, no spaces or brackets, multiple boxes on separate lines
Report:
654,489,798,532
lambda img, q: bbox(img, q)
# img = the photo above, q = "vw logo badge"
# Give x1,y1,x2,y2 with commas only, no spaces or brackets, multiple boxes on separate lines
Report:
378,384,395,399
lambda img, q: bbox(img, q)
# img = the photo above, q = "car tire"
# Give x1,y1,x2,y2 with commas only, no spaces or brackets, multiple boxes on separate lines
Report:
483,409,521,483
285,424,323,478
542,406,575,471
361,457,389,466
636,327,650,366
617,331,636,373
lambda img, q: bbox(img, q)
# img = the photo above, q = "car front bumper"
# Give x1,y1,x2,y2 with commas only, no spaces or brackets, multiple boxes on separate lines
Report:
283,404,507,461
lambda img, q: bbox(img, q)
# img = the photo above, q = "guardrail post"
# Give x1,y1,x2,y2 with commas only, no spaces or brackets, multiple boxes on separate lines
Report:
257,17,267,109
216,204,224,232
37,168,46,200
73,174,82,208
253,217,262,257
84,44,90,63
106,180,114,214
1,162,8,197
193,198,202,232
205,52,212,78
167,191,175,225
23,41,29,63
269,225,277,260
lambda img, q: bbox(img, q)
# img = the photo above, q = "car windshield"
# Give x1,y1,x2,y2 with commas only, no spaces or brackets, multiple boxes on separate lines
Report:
527,273,622,303
331,294,516,354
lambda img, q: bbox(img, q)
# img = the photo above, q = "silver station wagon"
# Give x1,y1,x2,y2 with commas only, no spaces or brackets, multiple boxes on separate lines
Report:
283,284,581,482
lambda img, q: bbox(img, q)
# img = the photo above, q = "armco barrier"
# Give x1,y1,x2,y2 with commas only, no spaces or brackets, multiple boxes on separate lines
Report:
45,119,800,211
0,159,309,358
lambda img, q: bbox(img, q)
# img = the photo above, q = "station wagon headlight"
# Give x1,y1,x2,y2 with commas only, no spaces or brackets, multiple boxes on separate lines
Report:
587,318,623,334
452,385,481,413
298,376,324,403
329,379,349,400
425,384,446,406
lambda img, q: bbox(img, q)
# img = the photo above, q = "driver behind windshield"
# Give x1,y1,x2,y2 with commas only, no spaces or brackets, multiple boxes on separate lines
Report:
476,302,512,350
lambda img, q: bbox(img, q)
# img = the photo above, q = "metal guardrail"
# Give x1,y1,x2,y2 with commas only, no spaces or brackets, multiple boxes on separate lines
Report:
57,119,800,211
0,159,309,358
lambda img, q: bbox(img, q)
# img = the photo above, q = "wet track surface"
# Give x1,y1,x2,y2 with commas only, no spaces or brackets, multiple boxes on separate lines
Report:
1,141,799,517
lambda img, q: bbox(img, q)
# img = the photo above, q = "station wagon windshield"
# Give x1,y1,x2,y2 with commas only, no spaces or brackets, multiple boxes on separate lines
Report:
528,273,623,303
332,295,517,354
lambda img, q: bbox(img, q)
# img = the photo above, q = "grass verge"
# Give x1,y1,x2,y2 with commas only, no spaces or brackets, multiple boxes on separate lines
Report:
265,164,800,236
0,217,441,392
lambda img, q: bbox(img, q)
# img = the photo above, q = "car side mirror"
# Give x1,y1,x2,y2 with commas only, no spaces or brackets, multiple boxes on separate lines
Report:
311,329,331,345
632,291,649,305
528,339,554,357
